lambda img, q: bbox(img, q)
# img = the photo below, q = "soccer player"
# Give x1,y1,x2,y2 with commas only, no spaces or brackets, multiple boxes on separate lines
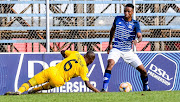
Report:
101,4,150,92
5,50,100,95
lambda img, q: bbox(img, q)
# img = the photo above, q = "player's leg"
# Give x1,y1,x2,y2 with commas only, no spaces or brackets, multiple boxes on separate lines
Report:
126,52,150,91
136,64,150,91
101,59,115,92
4,76,39,95
28,82,53,94
16,68,50,95
102,48,121,92
6,67,54,95
16,81,32,94
29,77,65,94
28,67,65,94
4,80,32,95
4,76,41,95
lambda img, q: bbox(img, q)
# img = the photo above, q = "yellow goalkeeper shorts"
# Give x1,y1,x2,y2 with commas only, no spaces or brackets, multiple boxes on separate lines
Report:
29,66,65,87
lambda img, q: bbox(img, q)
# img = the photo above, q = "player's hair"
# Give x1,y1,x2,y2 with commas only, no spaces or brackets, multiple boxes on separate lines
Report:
125,3,134,9
86,50,95,61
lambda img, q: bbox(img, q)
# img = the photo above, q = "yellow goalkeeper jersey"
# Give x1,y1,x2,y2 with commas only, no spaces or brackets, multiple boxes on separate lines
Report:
56,50,89,82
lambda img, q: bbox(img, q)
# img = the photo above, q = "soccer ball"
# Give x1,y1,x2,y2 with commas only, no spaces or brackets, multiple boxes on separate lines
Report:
119,82,132,92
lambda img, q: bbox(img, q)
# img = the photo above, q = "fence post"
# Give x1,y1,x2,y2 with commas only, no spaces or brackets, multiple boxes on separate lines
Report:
132,0,137,52
46,0,50,52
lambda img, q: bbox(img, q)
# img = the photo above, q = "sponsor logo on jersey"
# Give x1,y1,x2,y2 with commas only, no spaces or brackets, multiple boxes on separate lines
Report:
128,25,132,29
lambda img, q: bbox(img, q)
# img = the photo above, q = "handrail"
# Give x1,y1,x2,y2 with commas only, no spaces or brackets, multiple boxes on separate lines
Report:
0,38,179,43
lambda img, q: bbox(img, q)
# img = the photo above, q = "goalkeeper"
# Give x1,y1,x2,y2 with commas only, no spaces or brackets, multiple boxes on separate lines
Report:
5,50,100,95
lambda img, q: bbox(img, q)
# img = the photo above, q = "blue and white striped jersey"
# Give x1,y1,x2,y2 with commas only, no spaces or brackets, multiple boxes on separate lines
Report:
112,16,141,52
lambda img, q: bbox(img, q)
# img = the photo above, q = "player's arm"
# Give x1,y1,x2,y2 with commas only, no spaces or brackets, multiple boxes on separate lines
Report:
61,50,67,58
109,25,115,45
137,32,142,42
84,81,100,92
80,66,100,92
132,21,142,45
132,32,142,45
108,25,115,54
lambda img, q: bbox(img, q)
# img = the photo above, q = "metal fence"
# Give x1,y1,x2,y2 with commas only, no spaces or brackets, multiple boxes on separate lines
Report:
0,0,180,52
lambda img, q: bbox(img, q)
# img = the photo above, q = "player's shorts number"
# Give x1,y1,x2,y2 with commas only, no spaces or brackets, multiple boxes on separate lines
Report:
64,59,78,71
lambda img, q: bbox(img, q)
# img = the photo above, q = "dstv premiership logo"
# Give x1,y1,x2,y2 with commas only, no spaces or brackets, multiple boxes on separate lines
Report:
145,54,177,91
148,64,173,86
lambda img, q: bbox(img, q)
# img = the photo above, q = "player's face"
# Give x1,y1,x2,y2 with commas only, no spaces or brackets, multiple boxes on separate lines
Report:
124,7,134,19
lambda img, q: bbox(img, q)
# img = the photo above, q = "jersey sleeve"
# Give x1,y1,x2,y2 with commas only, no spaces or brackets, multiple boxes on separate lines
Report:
135,21,142,33
80,66,89,81
65,50,79,57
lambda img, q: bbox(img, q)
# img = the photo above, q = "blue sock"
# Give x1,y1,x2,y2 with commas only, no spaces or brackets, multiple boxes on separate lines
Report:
141,75,150,91
103,70,111,91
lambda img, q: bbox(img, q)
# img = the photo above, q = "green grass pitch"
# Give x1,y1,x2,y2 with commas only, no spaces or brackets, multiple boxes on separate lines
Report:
1,91,180,102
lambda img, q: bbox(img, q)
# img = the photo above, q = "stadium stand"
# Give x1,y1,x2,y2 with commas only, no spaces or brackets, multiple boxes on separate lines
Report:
0,0,180,52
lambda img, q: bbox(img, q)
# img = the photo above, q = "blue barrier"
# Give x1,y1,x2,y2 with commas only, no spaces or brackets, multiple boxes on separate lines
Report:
0,26,180,30
0,38,179,44
0,13,180,17
0,52,180,95
0,1,180,4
